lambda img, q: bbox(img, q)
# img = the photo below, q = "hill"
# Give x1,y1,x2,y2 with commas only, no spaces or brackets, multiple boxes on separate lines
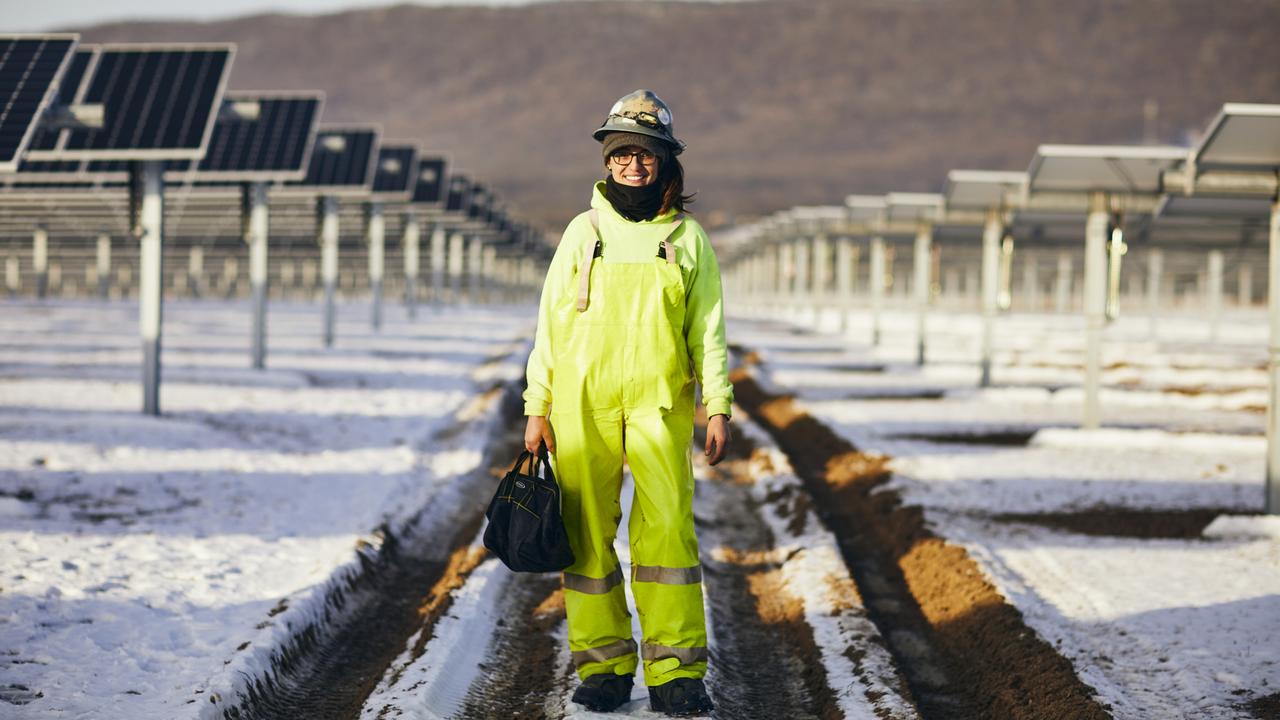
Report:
74,0,1280,232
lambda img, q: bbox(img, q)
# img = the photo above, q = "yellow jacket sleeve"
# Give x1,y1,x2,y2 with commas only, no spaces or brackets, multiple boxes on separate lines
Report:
523,215,586,416
682,222,734,418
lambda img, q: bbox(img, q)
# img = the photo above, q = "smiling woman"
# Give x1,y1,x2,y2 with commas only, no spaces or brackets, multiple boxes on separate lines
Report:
521,89,731,717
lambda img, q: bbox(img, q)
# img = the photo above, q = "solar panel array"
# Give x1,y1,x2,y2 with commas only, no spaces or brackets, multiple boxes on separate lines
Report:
370,144,417,198
0,36,77,172
411,156,447,205
27,45,233,160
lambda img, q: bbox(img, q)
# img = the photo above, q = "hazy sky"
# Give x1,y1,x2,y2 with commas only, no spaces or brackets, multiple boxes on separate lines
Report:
6,0,735,32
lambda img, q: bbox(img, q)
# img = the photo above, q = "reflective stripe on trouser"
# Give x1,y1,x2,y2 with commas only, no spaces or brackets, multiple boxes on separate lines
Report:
550,257,708,686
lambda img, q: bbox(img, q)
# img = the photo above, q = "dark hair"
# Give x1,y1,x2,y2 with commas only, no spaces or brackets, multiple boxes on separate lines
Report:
658,155,696,216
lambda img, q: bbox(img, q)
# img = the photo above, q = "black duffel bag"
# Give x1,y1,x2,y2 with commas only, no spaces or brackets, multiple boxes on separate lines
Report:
483,447,575,573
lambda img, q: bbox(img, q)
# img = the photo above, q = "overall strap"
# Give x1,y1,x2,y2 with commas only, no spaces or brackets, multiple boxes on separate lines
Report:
577,210,603,312
577,210,685,312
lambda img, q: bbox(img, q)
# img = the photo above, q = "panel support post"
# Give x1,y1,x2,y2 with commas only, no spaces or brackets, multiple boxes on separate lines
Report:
1207,249,1224,343
1021,252,1038,312
188,245,203,299
1055,253,1073,314
1267,198,1280,514
1082,191,1109,430
448,232,465,302
869,236,886,346
1239,263,1253,308
1147,249,1163,339
133,161,165,416
96,234,111,299
318,196,339,348
835,236,854,332
402,210,420,318
914,222,932,365
430,223,446,304
33,226,48,299
468,235,484,303
793,238,810,310
979,209,1002,387
366,201,385,331
244,182,270,369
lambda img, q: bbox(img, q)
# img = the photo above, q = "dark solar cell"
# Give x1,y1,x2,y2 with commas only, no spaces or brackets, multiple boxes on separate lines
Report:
61,47,231,155
411,157,447,204
446,175,470,212
198,95,320,175
371,145,416,195
291,127,378,188
0,36,76,169
468,183,490,219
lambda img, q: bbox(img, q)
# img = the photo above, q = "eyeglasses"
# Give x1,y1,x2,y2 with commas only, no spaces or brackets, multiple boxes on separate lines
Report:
609,149,658,166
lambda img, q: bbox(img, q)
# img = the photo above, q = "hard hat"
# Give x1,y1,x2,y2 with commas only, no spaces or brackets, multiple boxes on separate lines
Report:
593,89,685,155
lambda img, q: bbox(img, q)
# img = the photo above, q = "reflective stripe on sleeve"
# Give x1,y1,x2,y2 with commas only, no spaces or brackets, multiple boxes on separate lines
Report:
631,563,702,585
563,566,624,595
572,638,638,667
641,642,708,664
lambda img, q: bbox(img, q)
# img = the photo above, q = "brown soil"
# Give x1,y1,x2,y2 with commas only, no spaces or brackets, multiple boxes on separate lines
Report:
731,369,1113,720
993,508,1244,539
1245,691,1280,719
695,425,851,719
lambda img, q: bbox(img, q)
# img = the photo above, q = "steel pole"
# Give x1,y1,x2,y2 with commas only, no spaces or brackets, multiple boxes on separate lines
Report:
835,236,853,332
1021,252,1038,311
914,223,932,365
402,211,420,318
870,236,886,346
468,235,484,303
32,226,48,299
1055,253,1072,314
96,234,111,299
1207,250,1224,342
366,201,385,330
448,232,465,302
245,182,270,369
188,245,204,299
134,161,165,416
980,210,1001,386
1083,192,1109,429
429,223,446,304
1147,249,1163,339
1239,264,1253,308
319,196,339,348
1267,198,1280,513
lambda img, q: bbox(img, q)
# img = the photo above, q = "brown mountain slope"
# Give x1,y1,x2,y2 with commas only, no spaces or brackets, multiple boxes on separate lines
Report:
75,0,1280,232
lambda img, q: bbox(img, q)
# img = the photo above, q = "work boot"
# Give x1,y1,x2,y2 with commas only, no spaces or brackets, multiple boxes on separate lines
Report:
648,677,714,717
571,672,634,712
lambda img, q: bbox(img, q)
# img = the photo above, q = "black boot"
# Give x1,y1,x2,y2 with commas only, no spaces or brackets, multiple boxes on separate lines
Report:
648,677,714,717
571,672,634,712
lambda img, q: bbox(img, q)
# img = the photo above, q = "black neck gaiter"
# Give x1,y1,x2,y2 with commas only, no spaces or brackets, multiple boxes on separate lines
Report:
604,176,664,222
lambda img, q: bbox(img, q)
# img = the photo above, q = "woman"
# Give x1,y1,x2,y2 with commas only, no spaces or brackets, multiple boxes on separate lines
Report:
523,89,731,716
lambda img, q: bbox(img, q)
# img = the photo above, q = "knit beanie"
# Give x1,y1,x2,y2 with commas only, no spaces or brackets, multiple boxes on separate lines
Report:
601,132,673,164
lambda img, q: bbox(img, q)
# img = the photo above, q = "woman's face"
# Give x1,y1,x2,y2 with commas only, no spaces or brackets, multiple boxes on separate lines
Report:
607,145,661,188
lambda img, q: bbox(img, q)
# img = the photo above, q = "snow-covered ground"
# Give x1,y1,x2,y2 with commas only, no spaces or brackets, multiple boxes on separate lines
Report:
732,303,1278,718
0,298,532,718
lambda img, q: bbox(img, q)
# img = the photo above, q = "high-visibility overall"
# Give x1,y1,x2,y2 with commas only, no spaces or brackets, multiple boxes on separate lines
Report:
524,183,733,687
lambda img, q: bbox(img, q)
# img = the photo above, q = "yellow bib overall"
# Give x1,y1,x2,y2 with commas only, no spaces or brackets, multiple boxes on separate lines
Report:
549,211,708,687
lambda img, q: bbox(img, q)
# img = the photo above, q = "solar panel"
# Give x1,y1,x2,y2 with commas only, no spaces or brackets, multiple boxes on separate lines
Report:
445,174,470,213
1027,145,1186,194
370,143,417,199
26,44,234,161
411,156,447,205
193,92,322,180
278,125,379,195
0,35,78,172
468,182,490,220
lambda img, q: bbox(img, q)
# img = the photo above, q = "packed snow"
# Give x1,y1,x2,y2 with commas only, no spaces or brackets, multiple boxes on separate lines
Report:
0,298,532,718
731,303,1278,718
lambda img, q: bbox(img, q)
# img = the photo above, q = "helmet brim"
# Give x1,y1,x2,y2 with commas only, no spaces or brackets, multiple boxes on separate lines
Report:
593,125,684,155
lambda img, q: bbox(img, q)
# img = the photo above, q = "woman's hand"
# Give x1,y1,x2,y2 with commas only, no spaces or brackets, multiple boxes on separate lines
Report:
524,415,556,455
705,414,731,466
